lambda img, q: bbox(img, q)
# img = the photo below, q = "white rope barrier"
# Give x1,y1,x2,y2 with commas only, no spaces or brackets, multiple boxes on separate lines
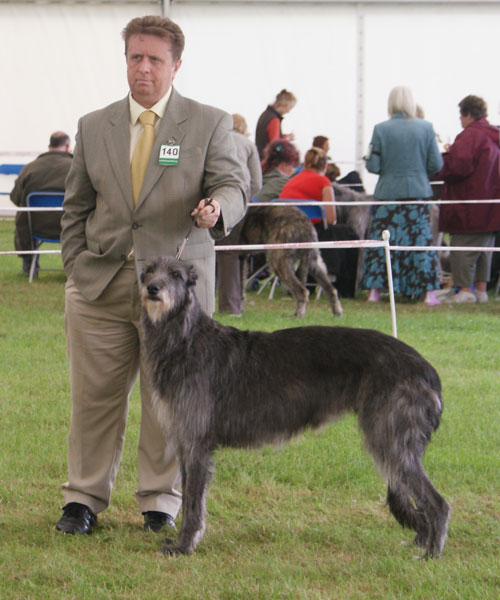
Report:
214,240,387,252
0,250,61,255
0,207,63,212
3,199,500,215
3,235,500,337
3,243,498,257
252,199,500,207
389,246,500,253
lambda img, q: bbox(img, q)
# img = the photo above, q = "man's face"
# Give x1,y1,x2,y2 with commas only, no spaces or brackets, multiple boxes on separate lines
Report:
126,34,182,108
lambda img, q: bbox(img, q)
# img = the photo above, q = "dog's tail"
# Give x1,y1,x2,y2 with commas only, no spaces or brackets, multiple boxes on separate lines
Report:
361,378,442,479
361,377,449,556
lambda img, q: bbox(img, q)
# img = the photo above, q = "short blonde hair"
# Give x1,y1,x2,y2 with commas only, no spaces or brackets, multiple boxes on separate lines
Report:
388,86,416,119
304,147,328,171
232,114,248,135
274,89,297,111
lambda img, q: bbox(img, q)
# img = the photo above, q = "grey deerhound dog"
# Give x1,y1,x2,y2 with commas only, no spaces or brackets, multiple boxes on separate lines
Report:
240,204,343,318
140,257,450,558
332,182,373,289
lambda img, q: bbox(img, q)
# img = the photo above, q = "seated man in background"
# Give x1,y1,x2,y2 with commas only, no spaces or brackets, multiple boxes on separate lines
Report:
10,131,72,276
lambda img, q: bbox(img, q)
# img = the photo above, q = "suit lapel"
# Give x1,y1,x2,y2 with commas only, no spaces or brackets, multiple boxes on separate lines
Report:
104,97,134,211
136,88,188,208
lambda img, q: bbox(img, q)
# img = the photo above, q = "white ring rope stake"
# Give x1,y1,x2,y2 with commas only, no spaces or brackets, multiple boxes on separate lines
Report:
382,230,397,338
215,233,398,339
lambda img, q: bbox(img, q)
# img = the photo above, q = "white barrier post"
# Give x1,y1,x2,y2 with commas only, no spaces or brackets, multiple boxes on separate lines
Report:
382,229,398,338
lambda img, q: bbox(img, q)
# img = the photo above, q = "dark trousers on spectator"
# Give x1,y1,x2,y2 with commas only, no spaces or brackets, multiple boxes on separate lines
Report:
216,221,244,314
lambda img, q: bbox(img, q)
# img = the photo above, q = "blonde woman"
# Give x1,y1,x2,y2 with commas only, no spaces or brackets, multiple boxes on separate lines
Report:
362,86,443,306
279,147,336,226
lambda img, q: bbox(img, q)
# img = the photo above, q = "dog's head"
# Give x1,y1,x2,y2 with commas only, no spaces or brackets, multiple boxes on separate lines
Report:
140,257,197,324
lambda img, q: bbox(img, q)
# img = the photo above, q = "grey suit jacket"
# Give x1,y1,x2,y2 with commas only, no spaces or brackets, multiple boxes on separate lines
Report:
61,89,246,312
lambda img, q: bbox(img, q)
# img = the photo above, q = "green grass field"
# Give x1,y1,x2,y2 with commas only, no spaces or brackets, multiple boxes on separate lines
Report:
0,219,499,599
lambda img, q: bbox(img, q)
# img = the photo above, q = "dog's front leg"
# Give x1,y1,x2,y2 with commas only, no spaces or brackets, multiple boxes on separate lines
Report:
161,449,214,556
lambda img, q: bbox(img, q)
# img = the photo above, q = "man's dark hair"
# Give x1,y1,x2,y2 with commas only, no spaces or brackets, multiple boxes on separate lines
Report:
459,95,487,120
122,15,185,60
49,132,70,149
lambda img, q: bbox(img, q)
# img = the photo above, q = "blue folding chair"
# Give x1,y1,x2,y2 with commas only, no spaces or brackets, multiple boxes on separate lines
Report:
0,163,25,175
26,191,64,283
276,198,328,229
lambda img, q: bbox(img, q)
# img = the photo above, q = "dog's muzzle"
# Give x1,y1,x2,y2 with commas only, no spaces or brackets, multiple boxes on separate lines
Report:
146,283,161,301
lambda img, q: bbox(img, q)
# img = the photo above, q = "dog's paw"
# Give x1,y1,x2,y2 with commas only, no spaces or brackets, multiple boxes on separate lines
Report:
413,531,429,549
161,541,191,556
294,305,307,319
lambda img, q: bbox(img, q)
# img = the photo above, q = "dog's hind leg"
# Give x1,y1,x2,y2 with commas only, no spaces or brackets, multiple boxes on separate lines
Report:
387,482,430,549
269,252,309,318
361,384,450,558
162,448,214,556
308,253,343,316
295,257,309,286
387,463,450,558
387,485,424,532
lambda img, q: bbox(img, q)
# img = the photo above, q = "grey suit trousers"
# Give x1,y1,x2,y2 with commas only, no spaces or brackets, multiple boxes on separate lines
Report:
62,264,182,516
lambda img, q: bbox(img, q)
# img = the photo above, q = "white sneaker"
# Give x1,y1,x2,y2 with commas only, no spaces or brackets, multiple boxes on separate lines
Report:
435,287,455,300
444,290,477,304
474,290,489,304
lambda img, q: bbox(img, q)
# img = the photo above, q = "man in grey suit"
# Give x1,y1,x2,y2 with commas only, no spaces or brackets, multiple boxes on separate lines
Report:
56,15,246,535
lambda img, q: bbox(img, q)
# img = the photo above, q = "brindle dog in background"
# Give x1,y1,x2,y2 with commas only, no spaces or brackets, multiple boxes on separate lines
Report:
140,257,450,558
239,204,343,318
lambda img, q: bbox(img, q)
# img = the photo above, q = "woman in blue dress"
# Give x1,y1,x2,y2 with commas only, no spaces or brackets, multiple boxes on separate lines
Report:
362,86,443,305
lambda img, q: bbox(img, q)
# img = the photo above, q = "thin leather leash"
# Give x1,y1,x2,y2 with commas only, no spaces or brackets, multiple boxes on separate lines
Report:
175,218,195,260
175,198,214,260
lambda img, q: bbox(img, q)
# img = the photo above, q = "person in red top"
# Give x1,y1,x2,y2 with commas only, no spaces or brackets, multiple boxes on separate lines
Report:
279,147,336,225
255,90,297,159
436,95,500,304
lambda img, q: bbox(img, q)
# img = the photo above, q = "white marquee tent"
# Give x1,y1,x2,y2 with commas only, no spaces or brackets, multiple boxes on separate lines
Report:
1,0,500,199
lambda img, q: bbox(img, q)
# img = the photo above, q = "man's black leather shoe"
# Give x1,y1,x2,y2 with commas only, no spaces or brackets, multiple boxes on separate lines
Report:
143,511,176,533
56,502,97,534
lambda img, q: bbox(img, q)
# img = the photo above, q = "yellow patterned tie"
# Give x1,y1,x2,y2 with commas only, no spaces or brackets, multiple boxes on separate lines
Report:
131,110,156,204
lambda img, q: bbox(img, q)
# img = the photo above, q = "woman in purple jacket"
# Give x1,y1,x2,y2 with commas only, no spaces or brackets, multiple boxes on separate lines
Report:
436,95,500,304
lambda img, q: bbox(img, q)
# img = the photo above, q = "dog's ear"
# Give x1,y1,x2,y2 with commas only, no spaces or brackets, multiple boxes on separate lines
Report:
187,266,198,287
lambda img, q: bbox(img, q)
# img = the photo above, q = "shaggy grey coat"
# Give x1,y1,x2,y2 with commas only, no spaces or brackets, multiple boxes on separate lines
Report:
140,257,450,558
